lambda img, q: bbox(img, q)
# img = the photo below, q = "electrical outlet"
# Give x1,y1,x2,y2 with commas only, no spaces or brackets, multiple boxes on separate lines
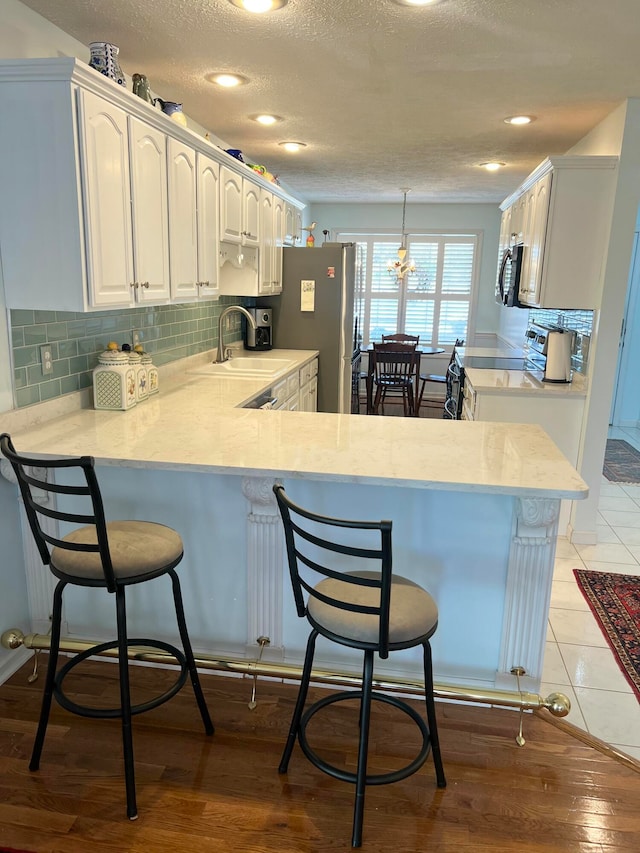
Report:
132,329,141,348
225,316,232,331
40,345,53,376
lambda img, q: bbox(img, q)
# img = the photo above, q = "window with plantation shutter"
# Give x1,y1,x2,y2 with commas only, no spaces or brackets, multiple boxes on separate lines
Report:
337,230,479,348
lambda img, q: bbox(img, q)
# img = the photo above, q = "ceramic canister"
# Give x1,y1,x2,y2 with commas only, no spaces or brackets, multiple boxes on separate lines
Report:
93,345,137,410
88,42,126,86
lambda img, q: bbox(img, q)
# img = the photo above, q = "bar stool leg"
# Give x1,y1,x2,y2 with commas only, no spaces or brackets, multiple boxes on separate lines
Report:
169,569,214,736
29,580,65,772
422,641,446,788
279,629,318,773
115,587,138,820
352,649,374,848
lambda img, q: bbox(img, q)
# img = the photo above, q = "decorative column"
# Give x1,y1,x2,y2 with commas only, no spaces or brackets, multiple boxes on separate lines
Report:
496,496,560,691
1,459,57,634
241,477,284,660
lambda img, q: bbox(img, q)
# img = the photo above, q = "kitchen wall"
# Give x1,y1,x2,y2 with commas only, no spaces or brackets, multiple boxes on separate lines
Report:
10,299,242,408
565,98,640,539
307,202,502,340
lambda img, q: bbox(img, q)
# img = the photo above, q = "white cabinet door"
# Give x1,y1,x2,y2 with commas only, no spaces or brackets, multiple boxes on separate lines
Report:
128,116,170,303
167,138,198,299
519,172,552,306
220,166,243,243
273,195,285,293
196,153,220,299
242,180,260,247
77,89,135,308
300,376,318,412
260,190,274,295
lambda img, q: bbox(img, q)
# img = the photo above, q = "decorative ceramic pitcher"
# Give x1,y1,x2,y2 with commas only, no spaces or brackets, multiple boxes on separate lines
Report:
155,99,187,127
88,42,126,86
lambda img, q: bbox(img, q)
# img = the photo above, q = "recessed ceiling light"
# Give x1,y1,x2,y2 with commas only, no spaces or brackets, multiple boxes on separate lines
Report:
478,162,506,171
504,115,535,125
251,114,283,125
228,0,288,11
279,141,307,152
206,72,248,88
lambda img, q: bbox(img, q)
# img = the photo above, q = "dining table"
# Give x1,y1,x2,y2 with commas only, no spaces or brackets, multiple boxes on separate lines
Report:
364,346,445,415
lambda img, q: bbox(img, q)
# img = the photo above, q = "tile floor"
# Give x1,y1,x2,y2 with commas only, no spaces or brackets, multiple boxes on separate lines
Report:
541,425,640,760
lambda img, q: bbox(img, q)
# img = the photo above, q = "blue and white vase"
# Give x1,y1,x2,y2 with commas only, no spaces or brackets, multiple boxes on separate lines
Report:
88,42,126,87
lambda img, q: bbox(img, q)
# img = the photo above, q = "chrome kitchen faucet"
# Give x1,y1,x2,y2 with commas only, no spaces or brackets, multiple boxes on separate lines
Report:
216,305,257,364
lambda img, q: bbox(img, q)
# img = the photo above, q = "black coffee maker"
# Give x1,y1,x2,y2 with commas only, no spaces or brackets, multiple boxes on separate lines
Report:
244,307,272,351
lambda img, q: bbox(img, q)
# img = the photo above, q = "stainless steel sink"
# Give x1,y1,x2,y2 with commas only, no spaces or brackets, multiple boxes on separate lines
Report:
190,357,294,378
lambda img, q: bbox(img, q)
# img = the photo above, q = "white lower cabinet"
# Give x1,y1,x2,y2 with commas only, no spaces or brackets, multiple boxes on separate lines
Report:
272,358,318,412
299,359,319,412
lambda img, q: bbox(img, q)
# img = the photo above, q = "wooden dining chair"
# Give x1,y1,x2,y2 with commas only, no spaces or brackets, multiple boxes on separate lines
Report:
415,339,464,417
381,333,419,346
371,343,419,416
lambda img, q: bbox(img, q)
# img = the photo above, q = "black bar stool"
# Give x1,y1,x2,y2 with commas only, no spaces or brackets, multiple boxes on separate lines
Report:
0,433,214,820
273,484,446,848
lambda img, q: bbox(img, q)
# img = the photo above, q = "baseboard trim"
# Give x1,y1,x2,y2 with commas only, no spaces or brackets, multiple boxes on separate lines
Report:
0,646,32,686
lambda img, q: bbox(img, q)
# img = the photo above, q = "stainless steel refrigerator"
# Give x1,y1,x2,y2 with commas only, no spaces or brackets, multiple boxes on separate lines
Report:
272,244,357,413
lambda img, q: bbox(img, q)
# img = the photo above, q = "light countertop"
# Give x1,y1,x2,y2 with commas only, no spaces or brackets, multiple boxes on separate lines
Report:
0,348,588,500
465,367,588,397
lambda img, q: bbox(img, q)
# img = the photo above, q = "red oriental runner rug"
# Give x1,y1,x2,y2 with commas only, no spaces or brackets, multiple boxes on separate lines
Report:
574,569,640,699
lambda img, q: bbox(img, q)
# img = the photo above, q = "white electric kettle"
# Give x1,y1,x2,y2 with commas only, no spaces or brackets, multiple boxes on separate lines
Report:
543,329,574,383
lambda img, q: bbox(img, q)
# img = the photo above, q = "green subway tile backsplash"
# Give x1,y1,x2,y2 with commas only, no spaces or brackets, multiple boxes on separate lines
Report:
10,297,244,408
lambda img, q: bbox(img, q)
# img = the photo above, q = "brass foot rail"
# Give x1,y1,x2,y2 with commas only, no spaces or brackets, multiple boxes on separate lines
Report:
2,628,570,744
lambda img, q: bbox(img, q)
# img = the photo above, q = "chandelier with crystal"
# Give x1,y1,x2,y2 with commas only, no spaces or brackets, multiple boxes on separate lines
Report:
388,188,417,280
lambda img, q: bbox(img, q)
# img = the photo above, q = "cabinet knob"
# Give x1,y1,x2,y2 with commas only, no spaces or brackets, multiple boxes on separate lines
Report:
130,282,138,289
141,281,149,289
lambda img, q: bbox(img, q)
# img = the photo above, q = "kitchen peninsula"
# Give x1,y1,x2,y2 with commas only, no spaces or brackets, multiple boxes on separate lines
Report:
0,348,587,697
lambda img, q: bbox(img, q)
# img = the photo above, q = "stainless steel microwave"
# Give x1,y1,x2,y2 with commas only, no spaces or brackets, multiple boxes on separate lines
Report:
496,243,525,308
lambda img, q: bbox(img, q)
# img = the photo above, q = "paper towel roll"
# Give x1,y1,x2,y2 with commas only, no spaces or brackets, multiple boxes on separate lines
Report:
544,330,573,383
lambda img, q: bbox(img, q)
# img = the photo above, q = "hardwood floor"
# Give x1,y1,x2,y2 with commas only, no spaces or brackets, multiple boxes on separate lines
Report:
0,658,639,852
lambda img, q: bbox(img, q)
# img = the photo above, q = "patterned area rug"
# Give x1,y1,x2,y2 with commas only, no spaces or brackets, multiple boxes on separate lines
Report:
603,439,640,483
574,569,640,699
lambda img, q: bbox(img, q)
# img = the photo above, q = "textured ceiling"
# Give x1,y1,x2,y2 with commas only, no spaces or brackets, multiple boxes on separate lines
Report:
16,0,640,204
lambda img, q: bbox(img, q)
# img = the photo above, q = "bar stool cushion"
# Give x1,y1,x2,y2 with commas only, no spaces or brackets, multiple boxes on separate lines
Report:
308,571,438,645
51,521,183,580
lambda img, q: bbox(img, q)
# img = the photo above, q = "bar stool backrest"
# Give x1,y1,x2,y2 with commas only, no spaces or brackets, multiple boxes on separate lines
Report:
0,433,117,592
273,485,394,658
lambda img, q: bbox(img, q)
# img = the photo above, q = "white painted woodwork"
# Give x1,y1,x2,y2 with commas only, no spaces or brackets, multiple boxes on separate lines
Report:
220,166,243,244
242,181,260,248
242,477,284,658
195,153,220,299
0,58,305,312
273,195,285,293
500,155,618,309
128,116,171,303
77,89,135,308
167,138,198,299
259,190,274,295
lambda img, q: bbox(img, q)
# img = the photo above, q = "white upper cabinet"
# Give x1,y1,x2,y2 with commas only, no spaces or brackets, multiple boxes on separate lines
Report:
220,165,260,247
272,195,285,293
500,156,618,309
260,190,274,295
284,202,303,246
167,138,198,300
196,153,220,299
128,116,171,303
220,166,243,243
0,58,304,312
78,89,136,308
